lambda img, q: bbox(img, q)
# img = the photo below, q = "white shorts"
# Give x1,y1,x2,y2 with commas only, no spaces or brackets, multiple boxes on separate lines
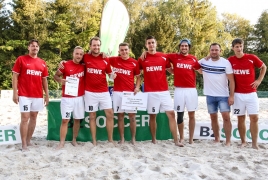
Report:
147,91,173,114
174,87,198,112
232,92,259,115
84,91,112,112
113,92,137,113
19,96,44,112
60,96,85,119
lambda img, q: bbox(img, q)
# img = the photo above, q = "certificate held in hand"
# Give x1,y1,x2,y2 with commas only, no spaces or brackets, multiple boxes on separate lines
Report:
65,76,79,96
121,92,148,111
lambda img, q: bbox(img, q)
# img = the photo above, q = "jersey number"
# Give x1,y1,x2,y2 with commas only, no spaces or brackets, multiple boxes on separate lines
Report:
66,112,71,118
177,106,180,111
88,106,93,111
23,105,28,111
234,109,240,114
117,106,119,112
152,107,155,112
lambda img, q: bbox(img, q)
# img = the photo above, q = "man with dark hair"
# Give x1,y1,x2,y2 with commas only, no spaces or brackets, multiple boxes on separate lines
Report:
12,39,49,151
109,42,141,145
167,39,201,144
138,36,183,147
54,46,85,149
84,37,115,146
228,38,267,149
199,43,235,146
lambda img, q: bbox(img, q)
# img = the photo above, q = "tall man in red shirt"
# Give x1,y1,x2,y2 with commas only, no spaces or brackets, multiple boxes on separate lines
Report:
167,39,201,144
84,37,114,146
228,38,267,149
54,46,85,149
12,39,49,151
138,36,182,146
110,43,141,145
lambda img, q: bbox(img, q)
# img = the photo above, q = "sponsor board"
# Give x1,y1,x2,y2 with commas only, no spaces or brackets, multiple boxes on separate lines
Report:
0,125,21,145
1,90,13,99
194,122,268,143
47,100,172,141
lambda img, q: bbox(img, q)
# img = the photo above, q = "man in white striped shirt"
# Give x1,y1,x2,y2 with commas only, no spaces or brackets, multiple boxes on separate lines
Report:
199,43,235,146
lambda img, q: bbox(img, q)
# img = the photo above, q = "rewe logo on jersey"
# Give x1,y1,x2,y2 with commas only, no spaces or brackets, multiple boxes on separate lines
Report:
26,69,42,76
233,69,250,75
70,71,84,78
146,66,162,72
177,63,192,69
87,68,102,74
113,67,131,75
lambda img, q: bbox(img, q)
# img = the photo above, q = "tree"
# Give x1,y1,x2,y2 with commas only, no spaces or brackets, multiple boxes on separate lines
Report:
254,10,268,53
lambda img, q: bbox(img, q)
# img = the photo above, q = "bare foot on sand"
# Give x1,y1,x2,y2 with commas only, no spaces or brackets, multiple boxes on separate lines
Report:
131,139,136,145
92,140,97,146
175,141,184,147
152,139,157,144
71,141,78,147
55,143,64,150
239,142,248,148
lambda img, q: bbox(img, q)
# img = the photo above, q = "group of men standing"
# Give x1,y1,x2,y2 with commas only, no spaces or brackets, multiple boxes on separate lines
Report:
12,36,266,151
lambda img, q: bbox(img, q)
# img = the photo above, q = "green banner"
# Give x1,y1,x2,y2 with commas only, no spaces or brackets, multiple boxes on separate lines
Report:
46,100,173,141
100,0,129,56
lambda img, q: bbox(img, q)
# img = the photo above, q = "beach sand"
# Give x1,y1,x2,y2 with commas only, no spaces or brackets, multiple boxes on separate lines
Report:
0,97,268,180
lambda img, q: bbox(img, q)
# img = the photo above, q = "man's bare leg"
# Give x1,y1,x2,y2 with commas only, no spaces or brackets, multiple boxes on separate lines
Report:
104,108,114,143
56,119,69,149
26,111,38,146
117,113,125,144
166,111,183,147
129,113,136,145
188,111,195,144
177,122,184,143
20,112,30,151
221,111,232,146
89,112,97,146
249,114,259,150
149,114,157,144
237,115,247,147
71,119,81,146
210,113,220,143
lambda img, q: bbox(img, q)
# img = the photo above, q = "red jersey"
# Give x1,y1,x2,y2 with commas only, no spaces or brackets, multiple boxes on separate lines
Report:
12,55,49,98
109,56,140,92
59,60,85,97
83,54,112,92
228,54,264,93
167,53,201,87
138,52,170,92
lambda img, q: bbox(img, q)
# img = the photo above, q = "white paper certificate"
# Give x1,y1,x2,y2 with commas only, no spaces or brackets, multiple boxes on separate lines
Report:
121,92,148,111
65,76,79,96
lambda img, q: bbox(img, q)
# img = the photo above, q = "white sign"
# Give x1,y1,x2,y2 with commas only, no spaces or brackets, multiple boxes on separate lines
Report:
0,125,21,145
65,76,79,96
1,90,13,99
121,92,148,111
194,122,268,143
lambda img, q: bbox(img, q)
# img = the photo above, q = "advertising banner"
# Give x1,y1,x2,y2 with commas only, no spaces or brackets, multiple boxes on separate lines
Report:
0,125,21,145
47,100,173,141
194,122,268,143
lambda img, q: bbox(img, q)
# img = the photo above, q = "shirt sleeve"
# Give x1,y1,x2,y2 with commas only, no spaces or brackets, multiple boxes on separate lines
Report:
250,54,264,68
105,58,112,74
225,60,233,74
12,57,22,74
133,60,140,76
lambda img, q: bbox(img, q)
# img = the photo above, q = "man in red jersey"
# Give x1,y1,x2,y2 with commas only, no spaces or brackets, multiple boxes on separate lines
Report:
109,42,141,145
138,36,182,146
54,46,85,149
167,39,201,144
84,37,114,146
12,39,49,151
228,38,267,149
